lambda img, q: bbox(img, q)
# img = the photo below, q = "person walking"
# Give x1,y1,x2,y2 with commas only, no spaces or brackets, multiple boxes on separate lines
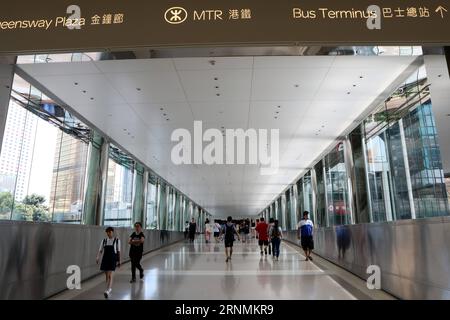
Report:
213,220,221,243
255,217,269,256
220,216,241,262
270,220,283,261
267,218,275,255
189,218,197,242
96,227,121,299
184,220,190,240
129,222,145,283
205,218,212,243
243,219,250,243
298,211,314,261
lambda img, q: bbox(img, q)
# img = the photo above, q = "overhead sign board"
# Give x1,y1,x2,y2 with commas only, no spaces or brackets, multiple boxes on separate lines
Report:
0,0,449,54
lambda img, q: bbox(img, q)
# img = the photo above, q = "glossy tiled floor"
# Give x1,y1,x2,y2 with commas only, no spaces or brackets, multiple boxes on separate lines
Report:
53,237,387,300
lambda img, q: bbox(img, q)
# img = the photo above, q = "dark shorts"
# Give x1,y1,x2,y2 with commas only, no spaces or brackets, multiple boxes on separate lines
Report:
214,232,220,237
301,236,314,250
225,239,234,248
258,239,269,246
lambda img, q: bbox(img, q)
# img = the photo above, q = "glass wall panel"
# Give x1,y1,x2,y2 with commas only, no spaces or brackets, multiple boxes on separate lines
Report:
0,75,89,223
158,183,168,230
315,161,327,227
324,142,351,226
403,101,449,218
146,175,157,229
50,132,89,223
288,187,297,230
303,172,314,223
167,187,175,230
366,132,393,222
104,146,135,227
387,122,412,220
349,126,371,223
174,192,181,231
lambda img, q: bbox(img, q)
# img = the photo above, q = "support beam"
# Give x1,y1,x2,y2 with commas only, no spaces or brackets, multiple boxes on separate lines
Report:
132,163,145,225
82,131,109,226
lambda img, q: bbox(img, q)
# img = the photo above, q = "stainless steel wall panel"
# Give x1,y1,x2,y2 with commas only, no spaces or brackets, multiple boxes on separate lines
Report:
284,216,450,299
0,221,183,300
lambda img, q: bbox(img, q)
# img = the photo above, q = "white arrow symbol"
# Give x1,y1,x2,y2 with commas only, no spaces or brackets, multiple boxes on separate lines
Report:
435,5,448,18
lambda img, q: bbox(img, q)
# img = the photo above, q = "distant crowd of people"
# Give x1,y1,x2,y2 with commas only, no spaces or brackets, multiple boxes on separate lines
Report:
183,211,315,263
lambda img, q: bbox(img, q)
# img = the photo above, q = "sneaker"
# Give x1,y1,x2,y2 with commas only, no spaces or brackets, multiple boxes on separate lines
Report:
226,257,230,262
130,278,136,283
140,273,144,280
305,257,309,261
260,251,263,256
309,256,313,261
264,249,267,255
104,290,108,299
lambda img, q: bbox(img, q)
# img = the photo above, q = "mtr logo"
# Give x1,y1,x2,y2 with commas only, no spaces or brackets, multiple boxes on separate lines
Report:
164,7,188,24
164,7,224,24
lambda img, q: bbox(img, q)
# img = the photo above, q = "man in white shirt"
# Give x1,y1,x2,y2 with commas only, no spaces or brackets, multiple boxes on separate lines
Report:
298,211,314,261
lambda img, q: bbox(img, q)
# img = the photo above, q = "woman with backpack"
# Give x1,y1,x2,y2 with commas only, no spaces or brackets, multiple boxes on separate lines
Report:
96,227,121,299
270,220,283,261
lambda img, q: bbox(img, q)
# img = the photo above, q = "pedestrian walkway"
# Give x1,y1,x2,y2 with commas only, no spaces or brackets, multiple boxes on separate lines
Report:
52,238,395,300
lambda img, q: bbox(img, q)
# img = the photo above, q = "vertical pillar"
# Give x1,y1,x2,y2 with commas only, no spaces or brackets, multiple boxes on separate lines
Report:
292,184,298,229
132,163,145,225
0,56,15,154
399,119,416,219
142,170,149,228
281,193,286,230
311,168,318,226
82,131,109,226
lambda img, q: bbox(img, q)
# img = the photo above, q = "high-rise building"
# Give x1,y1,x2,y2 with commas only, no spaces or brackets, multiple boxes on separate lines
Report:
0,100,38,202
49,131,88,223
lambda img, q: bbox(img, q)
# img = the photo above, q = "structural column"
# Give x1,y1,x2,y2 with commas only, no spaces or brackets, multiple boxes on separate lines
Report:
0,57,15,154
345,127,371,224
82,131,109,226
132,163,145,225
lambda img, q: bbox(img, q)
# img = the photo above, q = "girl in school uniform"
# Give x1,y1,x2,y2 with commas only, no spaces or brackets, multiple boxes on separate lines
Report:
96,227,121,299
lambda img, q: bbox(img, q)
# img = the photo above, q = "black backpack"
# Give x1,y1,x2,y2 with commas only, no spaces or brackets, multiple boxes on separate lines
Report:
271,227,281,238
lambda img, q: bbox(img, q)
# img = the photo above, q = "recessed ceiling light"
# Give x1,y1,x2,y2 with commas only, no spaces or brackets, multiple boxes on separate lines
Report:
215,86,219,89
278,106,281,108
90,97,94,100
274,117,278,119
214,77,219,81
82,90,87,93
294,84,300,88
353,84,357,87
136,88,141,91
160,107,164,110
360,76,364,79
438,74,442,78
163,113,167,116
74,82,78,86
347,92,351,95
216,93,220,96
166,119,170,121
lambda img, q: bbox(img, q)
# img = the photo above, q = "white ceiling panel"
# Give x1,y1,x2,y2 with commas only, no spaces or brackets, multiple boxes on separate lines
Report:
18,55,417,218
